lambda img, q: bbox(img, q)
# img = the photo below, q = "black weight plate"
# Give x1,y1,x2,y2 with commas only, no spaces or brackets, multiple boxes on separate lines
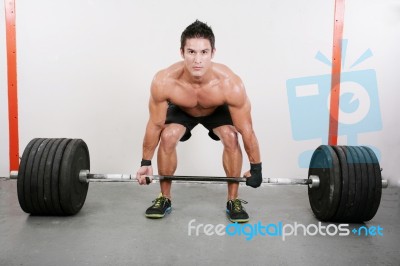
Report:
23,138,46,214
17,138,40,213
331,146,349,222
346,146,363,222
43,138,64,214
361,146,382,221
358,147,375,221
59,139,90,215
30,138,51,215
351,146,369,222
37,138,57,214
51,139,72,215
308,145,341,221
340,146,357,222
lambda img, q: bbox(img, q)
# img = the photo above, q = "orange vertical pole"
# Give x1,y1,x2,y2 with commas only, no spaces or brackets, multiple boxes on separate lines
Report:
5,0,19,170
328,0,345,145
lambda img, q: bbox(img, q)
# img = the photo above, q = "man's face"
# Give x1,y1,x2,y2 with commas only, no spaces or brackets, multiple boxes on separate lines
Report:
181,38,215,78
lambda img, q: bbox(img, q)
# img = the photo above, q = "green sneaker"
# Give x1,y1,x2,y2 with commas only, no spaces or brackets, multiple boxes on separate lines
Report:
145,194,172,218
226,199,249,223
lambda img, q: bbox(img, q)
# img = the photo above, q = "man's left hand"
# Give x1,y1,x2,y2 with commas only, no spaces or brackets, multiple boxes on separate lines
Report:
244,163,262,188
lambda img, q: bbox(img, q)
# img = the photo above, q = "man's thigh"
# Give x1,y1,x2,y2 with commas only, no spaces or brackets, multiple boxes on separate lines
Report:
165,104,199,141
201,105,234,141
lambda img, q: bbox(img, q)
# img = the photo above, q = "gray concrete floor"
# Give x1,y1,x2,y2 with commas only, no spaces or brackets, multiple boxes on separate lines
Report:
1,178,399,266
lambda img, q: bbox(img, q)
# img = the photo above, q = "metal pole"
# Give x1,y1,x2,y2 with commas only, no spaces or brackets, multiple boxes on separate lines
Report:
9,170,389,189
79,171,318,187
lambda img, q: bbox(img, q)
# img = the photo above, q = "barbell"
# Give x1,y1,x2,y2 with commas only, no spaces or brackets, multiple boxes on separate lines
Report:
9,138,388,222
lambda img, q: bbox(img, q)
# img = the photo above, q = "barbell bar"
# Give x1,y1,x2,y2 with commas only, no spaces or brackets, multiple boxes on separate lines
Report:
80,171,321,187
78,172,389,189
10,170,389,189
10,170,321,187
80,172,387,189
9,138,389,222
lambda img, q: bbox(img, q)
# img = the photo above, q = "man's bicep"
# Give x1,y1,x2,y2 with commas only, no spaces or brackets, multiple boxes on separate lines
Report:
229,100,253,134
148,95,168,127
225,78,251,128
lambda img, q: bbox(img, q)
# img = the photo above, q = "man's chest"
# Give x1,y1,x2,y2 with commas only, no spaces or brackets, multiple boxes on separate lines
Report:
168,83,226,109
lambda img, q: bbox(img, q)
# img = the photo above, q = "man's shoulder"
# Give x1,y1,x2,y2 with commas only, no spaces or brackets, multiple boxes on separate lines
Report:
150,62,183,99
153,62,184,83
213,63,243,88
213,62,235,76
213,63,240,81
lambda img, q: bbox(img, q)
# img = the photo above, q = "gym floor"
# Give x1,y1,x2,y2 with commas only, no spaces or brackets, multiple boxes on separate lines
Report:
0,178,399,266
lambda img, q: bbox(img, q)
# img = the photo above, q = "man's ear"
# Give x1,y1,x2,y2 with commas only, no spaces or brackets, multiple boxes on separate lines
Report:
180,48,184,58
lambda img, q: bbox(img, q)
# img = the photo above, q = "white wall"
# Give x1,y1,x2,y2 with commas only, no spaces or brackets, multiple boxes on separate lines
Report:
343,0,400,186
1,0,399,186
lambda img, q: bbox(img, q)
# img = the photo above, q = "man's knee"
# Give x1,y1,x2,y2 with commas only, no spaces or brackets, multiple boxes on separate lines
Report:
160,125,185,151
214,126,240,150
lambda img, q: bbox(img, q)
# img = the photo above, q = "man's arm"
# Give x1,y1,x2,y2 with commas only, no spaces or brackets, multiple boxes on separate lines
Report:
142,77,168,160
226,78,261,164
226,77,262,188
136,76,168,185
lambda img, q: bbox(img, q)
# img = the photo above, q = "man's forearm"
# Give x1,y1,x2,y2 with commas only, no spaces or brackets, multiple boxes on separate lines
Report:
142,122,163,160
241,131,261,163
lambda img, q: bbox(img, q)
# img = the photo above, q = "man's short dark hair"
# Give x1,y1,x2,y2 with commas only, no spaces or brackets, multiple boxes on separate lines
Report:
180,20,215,51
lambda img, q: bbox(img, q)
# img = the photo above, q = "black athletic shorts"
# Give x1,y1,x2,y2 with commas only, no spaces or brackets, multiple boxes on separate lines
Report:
165,103,233,142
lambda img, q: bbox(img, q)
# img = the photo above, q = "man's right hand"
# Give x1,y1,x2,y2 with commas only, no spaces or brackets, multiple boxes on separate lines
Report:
136,166,153,185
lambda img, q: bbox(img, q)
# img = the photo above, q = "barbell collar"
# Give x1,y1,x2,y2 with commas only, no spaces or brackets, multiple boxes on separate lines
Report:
10,170,18,180
308,175,320,188
382,179,389,188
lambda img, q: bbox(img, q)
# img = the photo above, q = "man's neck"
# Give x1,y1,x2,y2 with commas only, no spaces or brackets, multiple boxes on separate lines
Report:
182,66,214,86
